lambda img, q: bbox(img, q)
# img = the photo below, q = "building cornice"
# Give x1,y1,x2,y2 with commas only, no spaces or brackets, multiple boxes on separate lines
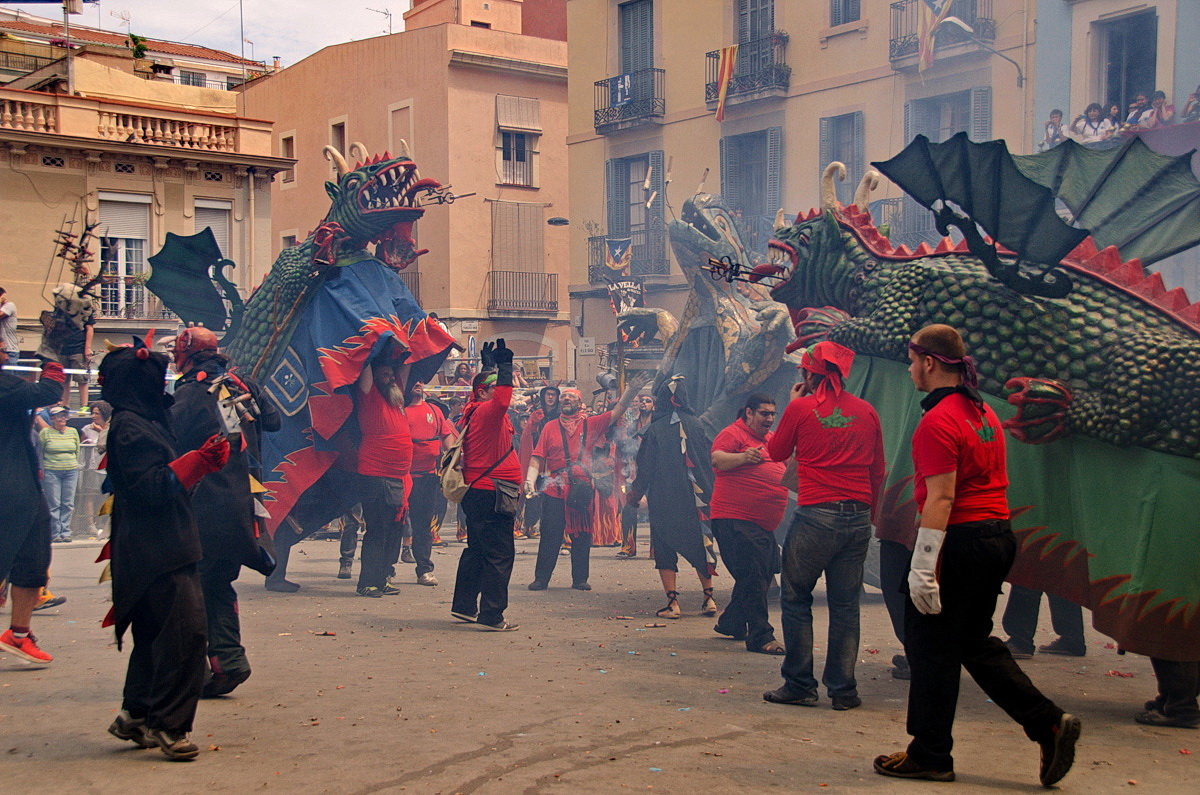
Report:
448,50,567,80
0,129,295,173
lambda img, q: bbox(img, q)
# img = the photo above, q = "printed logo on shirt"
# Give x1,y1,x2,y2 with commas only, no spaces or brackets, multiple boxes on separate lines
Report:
971,418,997,443
813,407,855,428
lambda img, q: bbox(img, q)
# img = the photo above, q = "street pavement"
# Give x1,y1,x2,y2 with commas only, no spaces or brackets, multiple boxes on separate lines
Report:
1,535,1194,793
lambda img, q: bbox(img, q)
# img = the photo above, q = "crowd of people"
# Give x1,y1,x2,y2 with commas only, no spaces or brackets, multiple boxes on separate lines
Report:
2,322,1197,782
1039,86,1199,150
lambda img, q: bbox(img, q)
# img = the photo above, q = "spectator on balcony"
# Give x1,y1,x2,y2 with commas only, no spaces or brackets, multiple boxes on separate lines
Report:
1069,104,1115,145
450,362,474,387
1039,109,1066,151
1124,94,1149,126
1183,85,1200,123
1137,90,1176,129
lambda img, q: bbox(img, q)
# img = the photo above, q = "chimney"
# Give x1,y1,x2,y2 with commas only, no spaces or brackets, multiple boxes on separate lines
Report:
273,56,282,70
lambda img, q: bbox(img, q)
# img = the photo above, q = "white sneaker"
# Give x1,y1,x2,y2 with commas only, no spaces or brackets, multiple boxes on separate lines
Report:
417,572,438,586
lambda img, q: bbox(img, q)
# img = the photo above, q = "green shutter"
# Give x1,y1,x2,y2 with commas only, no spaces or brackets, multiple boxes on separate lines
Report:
819,116,832,196
648,149,666,271
620,0,654,74
606,158,627,235
850,112,864,204
970,86,993,141
719,135,742,210
766,126,783,216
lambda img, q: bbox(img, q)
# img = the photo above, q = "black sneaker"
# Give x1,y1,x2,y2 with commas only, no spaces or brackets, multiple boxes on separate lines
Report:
401,546,416,564
1135,708,1200,729
832,694,862,711
762,686,819,706
108,710,154,747
874,751,955,782
203,668,251,698
265,578,301,593
1038,713,1082,787
477,620,520,632
147,728,200,761
890,653,911,680
356,586,383,598
572,582,592,591
527,580,548,591
337,560,352,579
380,582,402,596
1004,638,1035,659
1038,637,1086,657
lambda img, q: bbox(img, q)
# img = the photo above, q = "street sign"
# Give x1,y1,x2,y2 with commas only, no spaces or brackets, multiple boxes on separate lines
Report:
461,320,480,332
579,337,596,356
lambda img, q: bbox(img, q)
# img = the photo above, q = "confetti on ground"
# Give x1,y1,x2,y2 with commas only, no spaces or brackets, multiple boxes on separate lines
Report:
1106,670,1135,678
277,633,292,636
649,767,662,772
615,615,635,620
717,689,729,694
478,672,487,676
866,648,879,654
669,652,677,656
644,623,666,628
628,651,640,655
598,669,608,674
677,707,691,712
1105,642,1117,649
1180,749,1192,755
310,631,336,636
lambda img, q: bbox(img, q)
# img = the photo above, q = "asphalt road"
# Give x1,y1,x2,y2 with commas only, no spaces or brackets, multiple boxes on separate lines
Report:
1,535,1193,793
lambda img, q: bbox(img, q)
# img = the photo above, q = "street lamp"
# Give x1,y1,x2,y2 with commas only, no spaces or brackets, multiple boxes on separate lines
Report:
939,17,1024,87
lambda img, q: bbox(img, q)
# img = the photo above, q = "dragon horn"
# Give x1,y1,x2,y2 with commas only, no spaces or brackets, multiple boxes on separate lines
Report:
854,169,881,210
822,162,847,209
394,138,411,158
774,207,786,231
349,141,370,163
323,146,349,177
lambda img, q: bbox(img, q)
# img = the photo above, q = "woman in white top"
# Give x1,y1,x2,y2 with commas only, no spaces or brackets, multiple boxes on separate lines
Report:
1070,103,1115,144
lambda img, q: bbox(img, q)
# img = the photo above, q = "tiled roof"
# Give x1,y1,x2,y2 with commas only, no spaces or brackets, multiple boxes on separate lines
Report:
0,20,262,67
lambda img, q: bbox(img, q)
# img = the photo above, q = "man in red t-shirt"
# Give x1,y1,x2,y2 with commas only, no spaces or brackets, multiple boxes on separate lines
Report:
353,359,413,598
762,341,884,712
710,394,788,655
524,388,613,591
450,340,522,631
402,381,456,586
874,324,1078,787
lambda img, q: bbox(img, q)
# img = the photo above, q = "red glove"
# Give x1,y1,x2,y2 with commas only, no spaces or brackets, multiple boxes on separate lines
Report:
41,361,66,384
169,434,230,489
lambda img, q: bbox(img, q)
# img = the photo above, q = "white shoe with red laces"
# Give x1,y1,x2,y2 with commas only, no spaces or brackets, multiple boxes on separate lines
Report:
0,629,53,664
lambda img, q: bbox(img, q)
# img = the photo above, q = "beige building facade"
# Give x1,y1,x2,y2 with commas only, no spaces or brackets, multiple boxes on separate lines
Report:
241,0,571,380
0,10,288,358
567,0,1038,387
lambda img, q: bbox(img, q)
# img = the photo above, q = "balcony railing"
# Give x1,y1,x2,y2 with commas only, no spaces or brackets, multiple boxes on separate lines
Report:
96,110,238,152
500,157,533,187
99,276,178,321
0,50,57,76
594,68,665,134
889,0,994,63
0,94,57,133
486,271,558,314
396,269,420,304
587,228,670,283
704,33,790,106
868,197,949,251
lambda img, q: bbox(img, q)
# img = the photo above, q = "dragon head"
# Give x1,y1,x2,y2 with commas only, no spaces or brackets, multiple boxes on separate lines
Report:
322,143,441,269
671,193,764,274
751,209,849,309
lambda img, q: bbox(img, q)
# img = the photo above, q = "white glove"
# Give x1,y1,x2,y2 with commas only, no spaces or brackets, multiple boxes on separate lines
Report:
908,526,946,615
524,479,537,499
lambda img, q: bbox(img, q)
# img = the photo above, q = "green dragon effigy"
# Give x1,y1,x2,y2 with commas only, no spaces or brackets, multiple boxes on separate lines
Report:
753,165,1200,659
222,143,448,378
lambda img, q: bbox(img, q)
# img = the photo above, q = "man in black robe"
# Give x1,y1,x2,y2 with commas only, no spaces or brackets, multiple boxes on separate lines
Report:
0,353,64,665
170,326,280,697
100,341,229,761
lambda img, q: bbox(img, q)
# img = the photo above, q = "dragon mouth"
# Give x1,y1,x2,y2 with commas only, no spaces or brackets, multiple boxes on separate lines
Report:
751,240,798,286
355,162,439,216
680,195,721,242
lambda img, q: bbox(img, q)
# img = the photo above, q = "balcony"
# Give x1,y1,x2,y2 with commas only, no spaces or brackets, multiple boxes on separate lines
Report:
889,0,994,67
594,68,665,135
0,49,58,79
704,33,790,110
587,228,670,283
99,276,178,322
486,271,559,314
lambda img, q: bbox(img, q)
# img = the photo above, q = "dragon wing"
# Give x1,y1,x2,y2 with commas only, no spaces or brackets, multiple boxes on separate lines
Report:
146,228,238,330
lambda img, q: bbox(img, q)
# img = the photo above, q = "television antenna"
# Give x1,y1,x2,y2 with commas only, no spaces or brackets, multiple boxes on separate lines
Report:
109,9,131,35
366,7,394,35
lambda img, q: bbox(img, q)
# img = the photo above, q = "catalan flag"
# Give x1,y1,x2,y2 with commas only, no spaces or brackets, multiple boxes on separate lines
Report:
604,237,633,275
714,44,739,122
918,0,954,71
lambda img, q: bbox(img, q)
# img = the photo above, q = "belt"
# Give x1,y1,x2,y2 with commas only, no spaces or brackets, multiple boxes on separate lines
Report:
808,500,870,514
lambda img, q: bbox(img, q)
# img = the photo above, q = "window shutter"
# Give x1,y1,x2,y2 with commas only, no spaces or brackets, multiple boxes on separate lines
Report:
648,149,666,268
605,158,627,235
849,0,861,24
970,86,992,141
195,206,231,256
903,101,913,142
850,112,864,204
620,0,653,74
496,95,542,133
819,116,833,195
737,0,750,43
719,136,741,210
99,198,150,239
492,201,517,269
520,203,545,271
766,126,783,216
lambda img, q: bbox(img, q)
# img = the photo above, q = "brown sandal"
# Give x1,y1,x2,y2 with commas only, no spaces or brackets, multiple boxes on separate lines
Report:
656,590,681,619
757,640,786,655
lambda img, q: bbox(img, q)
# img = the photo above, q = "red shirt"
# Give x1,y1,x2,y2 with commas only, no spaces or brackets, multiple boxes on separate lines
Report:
532,411,613,500
461,385,521,490
356,385,412,478
404,401,454,475
912,391,1009,524
710,419,789,531
767,390,885,508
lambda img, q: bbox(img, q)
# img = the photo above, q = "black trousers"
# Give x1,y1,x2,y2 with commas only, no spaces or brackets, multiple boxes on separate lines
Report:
406,474,439,575
358,477,403,590
198,555,248,677
904,522,1063,771
879,539,912,647
533,496,592,585
712,518,779,650
122,565,207,733
1149,658,1200,719
1001,584,1085,652
451,487,516,625
338,505,365,563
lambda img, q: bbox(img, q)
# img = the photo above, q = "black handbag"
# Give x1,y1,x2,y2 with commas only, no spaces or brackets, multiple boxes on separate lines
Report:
493,479,521,518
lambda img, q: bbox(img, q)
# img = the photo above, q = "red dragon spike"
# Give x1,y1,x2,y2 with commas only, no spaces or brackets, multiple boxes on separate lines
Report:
953,237,970,252
934,237,954,253
1109,259,1147,286
1083,245,1124,274
1130,271,1168,300
1069,237,1099,260
893,243,913,257
1178,303,1200,325
914,242,933,256
1153,287,1191,312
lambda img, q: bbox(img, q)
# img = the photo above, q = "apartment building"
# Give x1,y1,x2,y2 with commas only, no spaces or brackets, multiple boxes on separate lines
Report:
241,0,571,380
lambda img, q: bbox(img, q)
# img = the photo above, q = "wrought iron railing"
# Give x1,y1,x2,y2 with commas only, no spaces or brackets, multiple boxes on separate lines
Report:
587,228,670,283
889,0,994,62
704,33,790,104
594,68,666,134
0,50,57,75
868,197,948,251
486,271,558,313
99,276,178,321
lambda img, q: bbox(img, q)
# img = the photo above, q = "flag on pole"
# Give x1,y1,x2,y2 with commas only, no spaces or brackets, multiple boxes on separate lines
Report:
714,44,739,122
604,237,633,276
918,0,954,71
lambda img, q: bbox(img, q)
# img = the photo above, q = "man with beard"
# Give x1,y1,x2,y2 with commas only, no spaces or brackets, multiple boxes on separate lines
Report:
354,354,413,597
0,352,65,665
616,393,654,559
450,339,522,631
524,388,614,591
100,339,229,760
517,385,559,538
170,326,280,697
710,394,788,655
402,381,456,586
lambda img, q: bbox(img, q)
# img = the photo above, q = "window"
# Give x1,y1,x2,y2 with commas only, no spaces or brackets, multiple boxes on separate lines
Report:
496,95,541,187
830,0,860,27
225,76,244,90
738,0,774,42
1099,11,1157,115
905,87,991,143
720,127,783,250
330,121,346,165
203,170,224,182
98,193,151,319
195,199,233,258
603,150,667,276
619,0,654,74
179,70,206,87
500,133,531,186
114,162,136,174
491,201,544,272
470,20,491,28
280,235,298,253
40,155,64,168
280,134,295,182
819,112,863,205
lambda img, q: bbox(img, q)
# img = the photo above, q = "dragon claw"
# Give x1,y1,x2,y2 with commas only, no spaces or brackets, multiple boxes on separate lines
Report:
1003,377,1073,444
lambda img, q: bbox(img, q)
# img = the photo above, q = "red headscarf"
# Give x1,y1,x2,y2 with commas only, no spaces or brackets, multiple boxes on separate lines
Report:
800,341,855,406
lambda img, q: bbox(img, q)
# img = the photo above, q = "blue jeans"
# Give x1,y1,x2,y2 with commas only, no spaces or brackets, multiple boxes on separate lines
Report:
779,503,872,698
44,468,79,539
